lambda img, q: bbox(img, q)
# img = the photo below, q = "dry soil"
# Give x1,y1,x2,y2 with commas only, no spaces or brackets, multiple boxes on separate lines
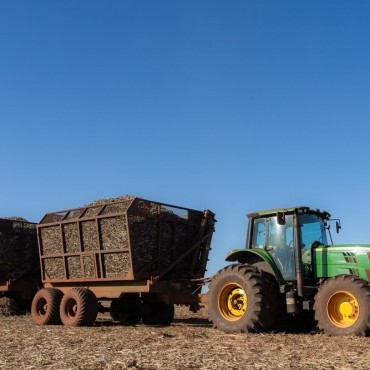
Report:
0,307,369,370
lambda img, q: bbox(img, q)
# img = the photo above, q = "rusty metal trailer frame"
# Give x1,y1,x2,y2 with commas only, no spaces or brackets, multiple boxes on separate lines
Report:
36,197,215,305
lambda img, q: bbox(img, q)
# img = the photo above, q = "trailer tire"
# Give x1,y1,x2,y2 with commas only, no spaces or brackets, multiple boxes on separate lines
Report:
110,297,141,325
207,264,279,333
31,288,63,325
314,275,370,336
60,288,98,326
142,302,174,326
111,312,142,325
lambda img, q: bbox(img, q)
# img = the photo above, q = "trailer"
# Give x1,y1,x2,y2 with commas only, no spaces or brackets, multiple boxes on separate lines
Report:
0,218,40,307
31,197,215,326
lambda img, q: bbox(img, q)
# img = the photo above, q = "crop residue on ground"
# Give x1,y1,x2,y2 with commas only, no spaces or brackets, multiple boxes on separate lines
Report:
0,307,369,369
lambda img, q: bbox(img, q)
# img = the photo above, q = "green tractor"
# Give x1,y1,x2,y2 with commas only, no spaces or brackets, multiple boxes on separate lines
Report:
207,206,370,336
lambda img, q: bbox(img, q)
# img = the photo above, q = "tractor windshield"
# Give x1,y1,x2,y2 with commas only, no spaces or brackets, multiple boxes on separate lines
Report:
299,213,328,278
299,213,328,249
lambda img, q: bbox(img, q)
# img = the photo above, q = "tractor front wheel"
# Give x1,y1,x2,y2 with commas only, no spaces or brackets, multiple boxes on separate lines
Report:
207,264,279,333
314,275,370,336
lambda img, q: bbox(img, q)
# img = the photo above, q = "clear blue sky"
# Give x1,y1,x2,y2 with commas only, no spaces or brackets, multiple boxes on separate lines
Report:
1,1,370,276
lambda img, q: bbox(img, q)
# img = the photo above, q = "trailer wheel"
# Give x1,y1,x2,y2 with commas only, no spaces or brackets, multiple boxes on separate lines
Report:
60,288,98,326
31,288,63,325
110,310,142,325
314,275,370,336
110,296,141,325
142,302,174,326
207,264,279,333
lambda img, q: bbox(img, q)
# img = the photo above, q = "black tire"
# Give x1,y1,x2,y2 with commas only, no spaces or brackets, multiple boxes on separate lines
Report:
121,313,142,325
314,275,370,336
207,264,279,333
31,288,63,325
60,288,98,326
142,302,174,326
110,296,141,325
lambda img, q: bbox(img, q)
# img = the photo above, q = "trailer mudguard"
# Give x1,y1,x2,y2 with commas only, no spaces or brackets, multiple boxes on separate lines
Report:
225,249,284,284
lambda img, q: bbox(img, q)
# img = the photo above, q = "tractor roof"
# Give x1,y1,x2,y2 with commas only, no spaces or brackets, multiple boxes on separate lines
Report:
247,206,331,220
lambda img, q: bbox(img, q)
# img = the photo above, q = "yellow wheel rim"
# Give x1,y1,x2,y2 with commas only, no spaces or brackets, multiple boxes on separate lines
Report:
218,283,247,321
327,290,360,328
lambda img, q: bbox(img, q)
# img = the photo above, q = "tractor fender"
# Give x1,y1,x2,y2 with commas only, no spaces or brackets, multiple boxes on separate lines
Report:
226,249,284,284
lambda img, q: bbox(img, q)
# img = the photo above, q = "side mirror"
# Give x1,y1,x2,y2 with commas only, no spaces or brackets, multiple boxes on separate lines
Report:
336,221,341,233
277,212,285,225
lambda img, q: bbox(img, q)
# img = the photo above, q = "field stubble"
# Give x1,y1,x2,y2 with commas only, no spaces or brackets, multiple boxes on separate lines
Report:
0,306,369,370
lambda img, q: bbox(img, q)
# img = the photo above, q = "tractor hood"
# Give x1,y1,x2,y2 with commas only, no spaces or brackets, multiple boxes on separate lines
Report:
313,244,370,282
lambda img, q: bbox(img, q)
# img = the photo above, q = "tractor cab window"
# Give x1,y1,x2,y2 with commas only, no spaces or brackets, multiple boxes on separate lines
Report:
267,215,295,280
267,216,293,249
299,214,328,248
252,215,295,280
299,213,328,276
252,219,266,248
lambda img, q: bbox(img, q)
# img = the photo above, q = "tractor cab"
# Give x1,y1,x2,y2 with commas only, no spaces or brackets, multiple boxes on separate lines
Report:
226,206,337,295
249,207,331,281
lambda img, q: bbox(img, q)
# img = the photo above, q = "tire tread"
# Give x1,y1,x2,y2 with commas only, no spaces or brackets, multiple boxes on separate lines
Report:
314,274,370,336
207,264,279,333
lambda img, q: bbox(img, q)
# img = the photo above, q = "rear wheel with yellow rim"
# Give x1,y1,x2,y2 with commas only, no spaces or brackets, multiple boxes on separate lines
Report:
207,264,278,333
314,275,370,336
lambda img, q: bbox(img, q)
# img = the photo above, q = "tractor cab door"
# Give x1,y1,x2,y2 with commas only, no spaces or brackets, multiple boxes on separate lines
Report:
252,215,295,280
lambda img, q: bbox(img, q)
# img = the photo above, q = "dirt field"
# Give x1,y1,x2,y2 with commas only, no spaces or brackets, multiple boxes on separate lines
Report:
0,307,369,370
